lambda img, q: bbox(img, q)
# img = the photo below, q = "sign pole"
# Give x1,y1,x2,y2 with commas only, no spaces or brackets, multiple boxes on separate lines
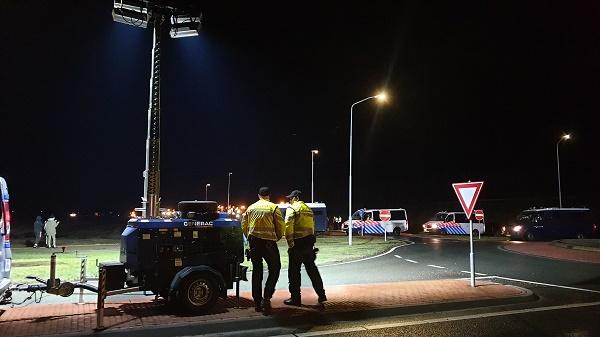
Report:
452,181,483,288
469,219,475,287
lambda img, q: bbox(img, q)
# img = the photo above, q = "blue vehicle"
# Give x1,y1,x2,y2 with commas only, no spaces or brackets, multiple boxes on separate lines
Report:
0,177,12,303
277,202,328,232
507,208,596,241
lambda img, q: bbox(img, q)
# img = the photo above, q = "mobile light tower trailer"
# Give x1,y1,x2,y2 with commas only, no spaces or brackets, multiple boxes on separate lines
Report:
5,1,247,314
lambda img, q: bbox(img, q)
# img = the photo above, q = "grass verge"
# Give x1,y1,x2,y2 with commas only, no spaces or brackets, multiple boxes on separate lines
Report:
8,235,402,283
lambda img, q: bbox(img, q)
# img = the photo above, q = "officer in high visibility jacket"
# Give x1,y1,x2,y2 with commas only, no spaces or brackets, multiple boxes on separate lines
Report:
241,186,285,314
283,190,326,306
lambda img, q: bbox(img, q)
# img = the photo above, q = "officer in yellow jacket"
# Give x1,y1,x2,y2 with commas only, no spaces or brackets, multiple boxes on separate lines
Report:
241,187,285,314
283,190,326,306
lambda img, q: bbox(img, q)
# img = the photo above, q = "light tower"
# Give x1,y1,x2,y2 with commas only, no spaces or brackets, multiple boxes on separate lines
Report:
112,0,202,218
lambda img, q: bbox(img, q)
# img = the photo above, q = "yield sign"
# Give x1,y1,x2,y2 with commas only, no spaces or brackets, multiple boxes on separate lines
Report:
452,181,484,219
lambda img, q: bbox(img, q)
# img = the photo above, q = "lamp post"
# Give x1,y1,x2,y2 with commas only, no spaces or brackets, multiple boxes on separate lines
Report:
348,92,387,246
205,183,211,201
227,172,232,208
311,150,319,203
556,134,571,208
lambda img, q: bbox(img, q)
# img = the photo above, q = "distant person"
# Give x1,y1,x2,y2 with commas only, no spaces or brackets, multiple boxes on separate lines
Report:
241,187,285,315
44,214,59,248
283,190,326,306
33,215,44,248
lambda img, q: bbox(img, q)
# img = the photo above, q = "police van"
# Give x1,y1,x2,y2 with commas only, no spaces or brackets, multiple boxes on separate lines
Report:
422,211,486,236
506,207,596,241
0,177,12,303
277,202,328,232
342,208,409,236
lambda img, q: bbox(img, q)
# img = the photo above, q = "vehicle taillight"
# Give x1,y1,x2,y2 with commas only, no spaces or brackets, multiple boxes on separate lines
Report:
2,201,11,237
593,224,597,231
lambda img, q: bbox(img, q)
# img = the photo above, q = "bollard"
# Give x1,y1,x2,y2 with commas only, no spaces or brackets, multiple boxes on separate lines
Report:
49,253,57,289
95,266,106,330
235,262,241,308
78,257,87,304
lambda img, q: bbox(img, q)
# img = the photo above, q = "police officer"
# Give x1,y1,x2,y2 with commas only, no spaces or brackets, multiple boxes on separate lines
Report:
241,187,285,314
284,190,327,306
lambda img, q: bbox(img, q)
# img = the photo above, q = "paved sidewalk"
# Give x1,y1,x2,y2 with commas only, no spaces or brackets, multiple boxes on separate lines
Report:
503,241,600,263
0,279,530,337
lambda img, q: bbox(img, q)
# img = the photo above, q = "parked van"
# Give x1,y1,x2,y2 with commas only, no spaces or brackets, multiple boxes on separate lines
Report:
342,208,408,236
0,177,12,303
422,211,486,236
278,202,328,232
506,208,596,241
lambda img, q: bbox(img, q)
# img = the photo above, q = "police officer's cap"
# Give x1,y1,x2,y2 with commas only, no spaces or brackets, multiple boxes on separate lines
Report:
286,190,302,199
258,186,271,196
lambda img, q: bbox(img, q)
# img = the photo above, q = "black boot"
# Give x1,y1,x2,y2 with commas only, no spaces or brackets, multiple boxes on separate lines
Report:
284,297,301,306
261,298,272,315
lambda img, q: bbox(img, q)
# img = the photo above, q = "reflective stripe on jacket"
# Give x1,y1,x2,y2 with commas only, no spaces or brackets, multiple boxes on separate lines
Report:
285,201,315,247
242,199,285,241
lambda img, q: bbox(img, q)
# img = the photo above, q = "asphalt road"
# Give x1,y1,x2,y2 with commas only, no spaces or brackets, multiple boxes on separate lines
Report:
4,234,600,337
6,235,600,302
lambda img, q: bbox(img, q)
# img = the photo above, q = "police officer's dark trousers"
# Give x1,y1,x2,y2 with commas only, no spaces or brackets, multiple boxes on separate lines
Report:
249,235,281,305
288,235,324,300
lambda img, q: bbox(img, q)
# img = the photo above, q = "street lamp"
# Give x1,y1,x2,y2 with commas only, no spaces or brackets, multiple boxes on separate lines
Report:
227,172,232,208
311,150,319,203
556,134,571,208
205,183,211,201
348,92,387,246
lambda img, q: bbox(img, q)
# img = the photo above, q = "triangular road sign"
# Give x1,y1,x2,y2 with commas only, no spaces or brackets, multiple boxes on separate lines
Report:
452,181,484,219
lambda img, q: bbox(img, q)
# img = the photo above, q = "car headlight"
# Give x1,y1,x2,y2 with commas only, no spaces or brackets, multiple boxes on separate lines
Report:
513,225,522,232
431,224,438,229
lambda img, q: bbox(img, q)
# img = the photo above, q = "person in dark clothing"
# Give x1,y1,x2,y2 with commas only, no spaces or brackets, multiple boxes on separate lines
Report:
33,215,44,248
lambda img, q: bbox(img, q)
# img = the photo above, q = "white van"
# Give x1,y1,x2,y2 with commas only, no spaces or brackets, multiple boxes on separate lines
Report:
342,208,408,236
422,211,485,236
0,177,12,303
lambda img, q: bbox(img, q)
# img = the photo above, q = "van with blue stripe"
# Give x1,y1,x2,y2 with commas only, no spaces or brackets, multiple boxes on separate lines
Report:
422,211,485,236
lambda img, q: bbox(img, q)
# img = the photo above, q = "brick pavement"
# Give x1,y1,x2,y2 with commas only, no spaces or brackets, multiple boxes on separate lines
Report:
503,241,600,264
0,279,529,337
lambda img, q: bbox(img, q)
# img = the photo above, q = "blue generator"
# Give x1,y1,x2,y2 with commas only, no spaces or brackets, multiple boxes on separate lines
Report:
119,201,246,313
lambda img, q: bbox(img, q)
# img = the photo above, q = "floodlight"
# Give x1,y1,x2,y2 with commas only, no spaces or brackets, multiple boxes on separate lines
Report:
112,7,150,28
113,0,149,13
169,14,201,38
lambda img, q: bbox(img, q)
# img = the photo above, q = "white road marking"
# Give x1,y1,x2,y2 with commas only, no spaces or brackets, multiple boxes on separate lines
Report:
491,275,600,294
427,264,446,269
404,259,418,263
320,241,414,268
294,327,367,336
460,270,488,276
293,301,600,336
394,255,402,259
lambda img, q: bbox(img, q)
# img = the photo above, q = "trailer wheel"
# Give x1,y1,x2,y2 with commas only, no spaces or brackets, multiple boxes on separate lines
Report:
392,227,402,236
472,229,480,237
178,273,219,313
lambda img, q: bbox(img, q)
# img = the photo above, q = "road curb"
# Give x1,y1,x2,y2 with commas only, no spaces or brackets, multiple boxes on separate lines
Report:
63,285,537,337
551,241,600,252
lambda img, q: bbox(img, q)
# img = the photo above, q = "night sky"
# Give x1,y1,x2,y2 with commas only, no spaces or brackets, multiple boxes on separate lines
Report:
1,1,598,226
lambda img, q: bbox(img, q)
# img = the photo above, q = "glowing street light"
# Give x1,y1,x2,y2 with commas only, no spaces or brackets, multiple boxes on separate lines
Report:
556,134,571,208
311,149,319,203
227,172,232,208
348,91,387,246
205,183,211,201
